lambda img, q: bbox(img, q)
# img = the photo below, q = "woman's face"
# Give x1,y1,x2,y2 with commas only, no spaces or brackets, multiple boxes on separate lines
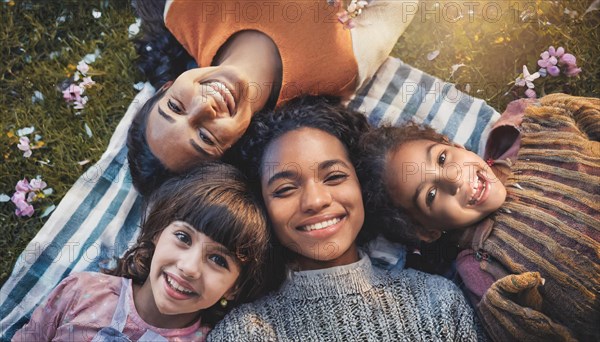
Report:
261,128,364,270
387,139,506,240
146,66,266,172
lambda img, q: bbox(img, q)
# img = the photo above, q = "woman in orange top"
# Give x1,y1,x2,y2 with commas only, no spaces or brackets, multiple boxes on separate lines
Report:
128,0,417,195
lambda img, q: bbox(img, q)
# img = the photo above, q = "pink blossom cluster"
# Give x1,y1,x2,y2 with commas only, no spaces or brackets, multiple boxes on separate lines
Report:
537,46,582,78
516,46,582,99
11,177,47,217
62,61,96,109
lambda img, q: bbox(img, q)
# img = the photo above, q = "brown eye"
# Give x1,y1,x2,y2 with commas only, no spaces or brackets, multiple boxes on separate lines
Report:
426,188,437,207
199,131,214,146
167,99,182,113
438,152,446,166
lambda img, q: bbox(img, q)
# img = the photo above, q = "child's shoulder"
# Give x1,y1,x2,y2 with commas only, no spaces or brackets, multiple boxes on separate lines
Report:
58,271,125,294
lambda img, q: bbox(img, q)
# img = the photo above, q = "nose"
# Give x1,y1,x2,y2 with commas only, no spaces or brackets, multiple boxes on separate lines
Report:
187,96,217,127
300,181,333,213
440,165,463,196
177,250,203,279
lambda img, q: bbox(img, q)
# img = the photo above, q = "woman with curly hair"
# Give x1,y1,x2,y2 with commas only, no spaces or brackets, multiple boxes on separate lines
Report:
206,96,484,341
127,0,416,196
14,162,271,341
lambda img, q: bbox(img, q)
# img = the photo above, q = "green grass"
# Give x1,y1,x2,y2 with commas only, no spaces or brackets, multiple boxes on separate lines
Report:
1,0,598,287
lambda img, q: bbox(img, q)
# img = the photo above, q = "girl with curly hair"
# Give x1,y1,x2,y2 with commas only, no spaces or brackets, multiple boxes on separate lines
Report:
357,95,600,341
14,162,270,341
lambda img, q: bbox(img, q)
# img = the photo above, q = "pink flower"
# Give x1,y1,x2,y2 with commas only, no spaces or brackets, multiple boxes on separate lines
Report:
11,190,34,217
537,51,558,68
79,76,96,88
547,65,561,77
77,61,90,75
15,201,34,217
524,89,537,98
559,53,577,67
15,178,30,192
548,46,564,57
73,96,88,110
565,65,582,77
29,178,47,191
11,191,26,203
17,137,32,158
63,84,84,102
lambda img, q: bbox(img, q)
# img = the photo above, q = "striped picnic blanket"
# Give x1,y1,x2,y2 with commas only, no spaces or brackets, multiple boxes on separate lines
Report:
0,57,500,339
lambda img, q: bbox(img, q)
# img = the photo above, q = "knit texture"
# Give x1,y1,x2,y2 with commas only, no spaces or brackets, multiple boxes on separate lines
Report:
478,94,600,341
208,254,483,341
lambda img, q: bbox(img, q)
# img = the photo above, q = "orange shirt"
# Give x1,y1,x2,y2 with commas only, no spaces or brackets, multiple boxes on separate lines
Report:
165,0,358,106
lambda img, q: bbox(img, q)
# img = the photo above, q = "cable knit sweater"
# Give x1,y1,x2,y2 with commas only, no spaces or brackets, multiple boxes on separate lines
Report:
208,254,483,341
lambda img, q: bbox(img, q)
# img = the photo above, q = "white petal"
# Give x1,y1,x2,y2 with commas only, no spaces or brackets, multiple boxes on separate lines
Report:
427,50,440,61
0,194,10,202
92,9,102,19
84,123,93,138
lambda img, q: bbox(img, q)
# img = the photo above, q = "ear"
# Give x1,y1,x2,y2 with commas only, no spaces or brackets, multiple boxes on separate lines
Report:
416,229,443,243
159,80,173,91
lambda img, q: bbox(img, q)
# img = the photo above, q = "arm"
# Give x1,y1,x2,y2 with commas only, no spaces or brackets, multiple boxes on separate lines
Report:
12,275,81,341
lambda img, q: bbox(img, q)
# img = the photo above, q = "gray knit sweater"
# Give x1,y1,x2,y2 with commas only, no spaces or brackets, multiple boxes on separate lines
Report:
208,254,483,341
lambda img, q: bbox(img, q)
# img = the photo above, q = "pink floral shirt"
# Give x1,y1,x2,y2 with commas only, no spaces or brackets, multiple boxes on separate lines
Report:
13,272,209,341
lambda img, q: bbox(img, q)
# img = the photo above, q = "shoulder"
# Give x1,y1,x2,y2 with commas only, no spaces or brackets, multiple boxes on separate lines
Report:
385,268,470,308
207,294,281,341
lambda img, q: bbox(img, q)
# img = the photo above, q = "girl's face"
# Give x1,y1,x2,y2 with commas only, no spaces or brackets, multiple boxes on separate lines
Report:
387,139,506,240
146,66,266,171
136,221,240,328
261,128,364,270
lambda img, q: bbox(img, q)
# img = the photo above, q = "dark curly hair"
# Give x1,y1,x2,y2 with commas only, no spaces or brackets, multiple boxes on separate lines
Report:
132,0,195,89
234,96,375,257
105,161,271,327
356,122,451,244
126,85,174,197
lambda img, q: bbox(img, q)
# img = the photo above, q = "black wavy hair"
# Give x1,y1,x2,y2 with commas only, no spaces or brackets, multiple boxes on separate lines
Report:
236,96,375,253
132,0,194,90
356,122,451,244
126,86,174,197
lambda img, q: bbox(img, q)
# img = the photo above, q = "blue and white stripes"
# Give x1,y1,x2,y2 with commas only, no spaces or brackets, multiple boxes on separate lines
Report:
0,57,499,340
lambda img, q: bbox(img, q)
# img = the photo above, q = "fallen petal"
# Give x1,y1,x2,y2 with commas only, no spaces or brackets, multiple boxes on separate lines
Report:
31,90,44,104
92,9,102,19
84,123,93,137
525,89,537,98
427,50,440,61
17,126,35,136
40,205,56,218
0,194,10,202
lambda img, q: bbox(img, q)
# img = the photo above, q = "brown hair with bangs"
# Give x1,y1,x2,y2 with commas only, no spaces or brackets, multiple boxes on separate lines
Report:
105,161,270,327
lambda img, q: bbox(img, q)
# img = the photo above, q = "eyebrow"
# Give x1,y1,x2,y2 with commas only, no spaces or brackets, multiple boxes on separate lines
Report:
157,106,175,123
178,224,236,259
266,159,350,187
412,143,438,210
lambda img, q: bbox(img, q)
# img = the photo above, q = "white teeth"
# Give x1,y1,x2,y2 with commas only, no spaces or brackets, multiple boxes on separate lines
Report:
468,174,486,205
205,81,234,113
300,218,341,231
165,274,194,295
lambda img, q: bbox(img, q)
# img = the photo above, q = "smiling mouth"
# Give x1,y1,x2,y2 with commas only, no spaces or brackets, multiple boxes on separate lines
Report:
298,217,343,232
164,273,196,296
468,172,487,206
203,81,236,116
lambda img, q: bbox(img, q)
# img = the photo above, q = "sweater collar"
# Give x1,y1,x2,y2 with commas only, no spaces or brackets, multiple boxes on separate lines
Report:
280,252,379,300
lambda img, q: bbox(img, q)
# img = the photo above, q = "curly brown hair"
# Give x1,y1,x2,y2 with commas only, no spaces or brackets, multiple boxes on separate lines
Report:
356,122,450,244
105,161,270,327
